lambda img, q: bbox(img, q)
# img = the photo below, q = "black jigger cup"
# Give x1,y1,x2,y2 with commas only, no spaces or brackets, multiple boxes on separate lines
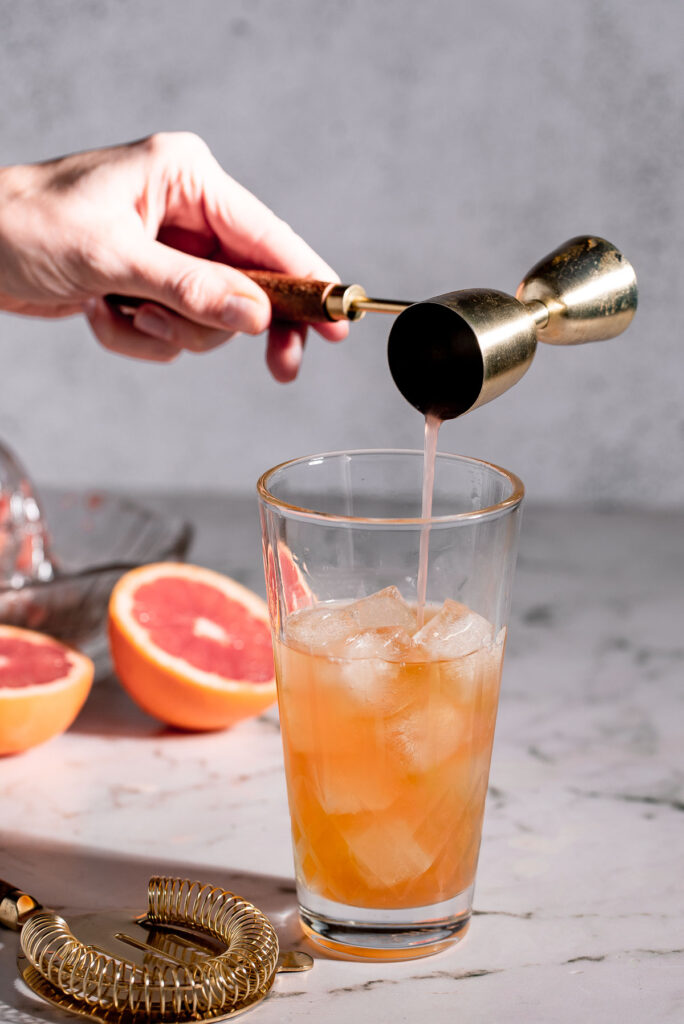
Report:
387,236,638,420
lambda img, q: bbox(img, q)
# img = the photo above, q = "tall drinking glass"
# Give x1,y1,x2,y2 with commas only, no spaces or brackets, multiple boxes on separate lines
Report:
258,450,523,959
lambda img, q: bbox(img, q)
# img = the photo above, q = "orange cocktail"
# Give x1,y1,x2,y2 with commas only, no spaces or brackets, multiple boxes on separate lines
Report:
274,587,504,913
258,449,523,958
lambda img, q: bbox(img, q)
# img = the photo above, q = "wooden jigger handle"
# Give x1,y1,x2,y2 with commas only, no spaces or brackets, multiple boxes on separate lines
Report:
244,271,340,321
107,271,369,324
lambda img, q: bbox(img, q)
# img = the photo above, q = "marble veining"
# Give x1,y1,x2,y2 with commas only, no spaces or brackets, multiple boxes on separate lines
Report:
1,498,682,1023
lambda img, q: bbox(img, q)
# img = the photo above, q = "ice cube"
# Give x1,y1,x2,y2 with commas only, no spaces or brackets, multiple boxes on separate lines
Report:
347,586,417,632
284,602,357,652
315,755,397,814
336,656,411,716
340,625,417,662
437,640,504,708
344,816,434,889
413,599,494,659
389,700,466,771
284,588,417,658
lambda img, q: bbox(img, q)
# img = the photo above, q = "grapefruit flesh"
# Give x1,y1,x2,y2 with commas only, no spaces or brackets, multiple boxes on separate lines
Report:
0,625,94,756
266,544,312,619
108,563,277,731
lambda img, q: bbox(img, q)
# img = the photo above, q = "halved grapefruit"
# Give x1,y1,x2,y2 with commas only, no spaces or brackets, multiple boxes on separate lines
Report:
0,625,94,756
108,563,277,731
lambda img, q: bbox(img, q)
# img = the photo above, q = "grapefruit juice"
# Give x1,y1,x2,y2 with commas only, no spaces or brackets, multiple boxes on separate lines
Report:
274,589,504,917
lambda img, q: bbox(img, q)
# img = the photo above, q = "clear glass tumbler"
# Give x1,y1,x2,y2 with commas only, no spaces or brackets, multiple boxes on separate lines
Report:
258,450,523,959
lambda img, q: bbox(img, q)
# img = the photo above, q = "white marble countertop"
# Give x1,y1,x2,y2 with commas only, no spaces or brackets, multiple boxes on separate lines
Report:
1,496,683,1023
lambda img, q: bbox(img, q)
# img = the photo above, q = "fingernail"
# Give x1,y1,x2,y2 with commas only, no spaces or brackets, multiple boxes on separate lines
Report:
135,308,174,341
221,296,265,330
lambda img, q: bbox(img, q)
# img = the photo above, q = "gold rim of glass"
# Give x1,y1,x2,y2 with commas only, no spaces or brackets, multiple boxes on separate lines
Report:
257,449,524,526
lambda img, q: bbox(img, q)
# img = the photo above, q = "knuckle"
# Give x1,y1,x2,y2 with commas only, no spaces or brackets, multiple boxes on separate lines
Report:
170,266,210,313
139,132,167,157
179,130,210,154
147,130,209,158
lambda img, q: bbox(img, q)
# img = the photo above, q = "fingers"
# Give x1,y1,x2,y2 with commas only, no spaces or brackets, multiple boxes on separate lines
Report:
138,133,334,281
312,319,349,343
266,323,308,382
201,165,350,343
90,293,309,376
84,298,182,362
154,224,348,341
114,234,348,350
131,303,235,353
98,135,349,362
112,238,272,335
205,173,338,280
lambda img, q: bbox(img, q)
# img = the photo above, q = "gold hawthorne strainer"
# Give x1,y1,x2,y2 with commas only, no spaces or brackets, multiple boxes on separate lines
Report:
0,875,312,1022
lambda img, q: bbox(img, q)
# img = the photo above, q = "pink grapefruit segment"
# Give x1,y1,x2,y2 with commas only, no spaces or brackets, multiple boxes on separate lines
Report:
0,625,94,756
108,563,277,731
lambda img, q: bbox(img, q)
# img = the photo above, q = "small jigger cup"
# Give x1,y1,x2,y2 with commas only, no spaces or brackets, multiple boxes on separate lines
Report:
387,236,638,420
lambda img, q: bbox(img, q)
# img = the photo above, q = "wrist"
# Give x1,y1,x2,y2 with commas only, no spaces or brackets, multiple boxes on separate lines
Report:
0,164,38,313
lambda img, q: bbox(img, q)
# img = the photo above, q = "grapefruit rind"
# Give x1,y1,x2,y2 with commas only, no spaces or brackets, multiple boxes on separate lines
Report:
108,563,277,732
0,625,94,757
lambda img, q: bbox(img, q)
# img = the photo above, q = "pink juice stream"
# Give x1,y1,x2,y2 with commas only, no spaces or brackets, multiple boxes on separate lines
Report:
416,412,442,627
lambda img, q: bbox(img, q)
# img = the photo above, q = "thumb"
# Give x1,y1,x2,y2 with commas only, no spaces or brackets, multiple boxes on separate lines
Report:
116,238,272,334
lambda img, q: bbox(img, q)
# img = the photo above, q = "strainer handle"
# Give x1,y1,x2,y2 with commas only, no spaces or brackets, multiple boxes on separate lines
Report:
0,880,43,931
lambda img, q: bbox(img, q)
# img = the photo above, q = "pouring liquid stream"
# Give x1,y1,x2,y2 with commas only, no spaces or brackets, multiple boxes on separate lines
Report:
416,412,442,628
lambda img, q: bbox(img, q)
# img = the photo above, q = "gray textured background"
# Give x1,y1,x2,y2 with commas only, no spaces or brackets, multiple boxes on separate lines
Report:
1,0,682,507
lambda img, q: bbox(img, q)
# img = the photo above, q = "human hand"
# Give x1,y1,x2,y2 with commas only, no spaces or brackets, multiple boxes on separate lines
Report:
0,133,348,380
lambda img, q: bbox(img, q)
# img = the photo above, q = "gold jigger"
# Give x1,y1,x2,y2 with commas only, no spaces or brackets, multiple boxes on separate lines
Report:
107,235,636,421
387,235,638,419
